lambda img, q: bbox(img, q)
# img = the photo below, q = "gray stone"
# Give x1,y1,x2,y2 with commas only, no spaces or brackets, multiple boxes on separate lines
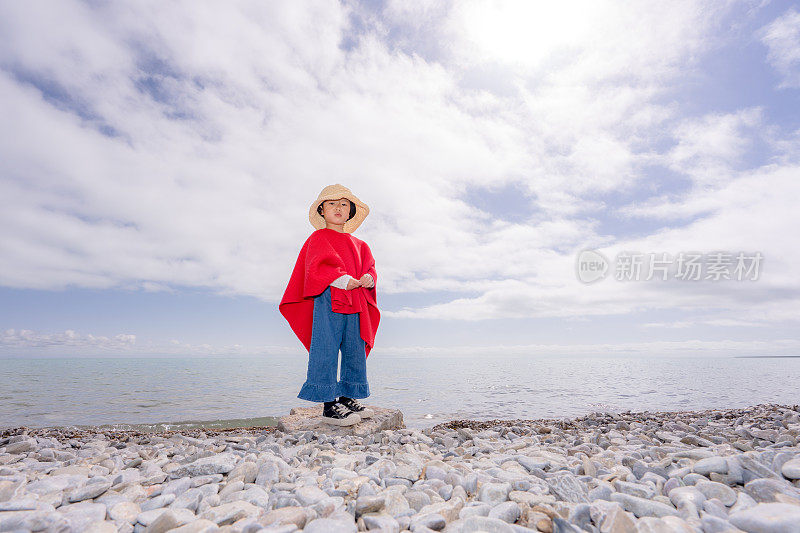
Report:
396,463,422,481
66,477,113,503
459,502,491,520
222,486,270,508
145,509,190,533
715,456,745,486
516,456,549,472
567,503,592,530
169,487,205,512
409,512,446,530
546,472,589,503
737,453,782,480
589,500,636,532
25,474,86,495
461,515,516,533
672,450,715,460
278,404,404,436
294,485,328,506
0,509,68,531
478,482,512,505
5,438,37,454
383,490,411,517
405,490,432,512
695,480,737,506
700,514,741,533
488,501,520,523
58,501,107,531
684,473,710,486
640,471,667,487
730,491,759,515
260,506,307,529
302,517,358,533
771,453,795,476
416,498,464,523
84,521,117,533
463,473,479,494
161,477,193,497
96,487,130,508
141,492,177,511
192,474,224,487
360,512,399,532
668,486,706,508
0,499,41,511
109,501,141,523
137,508,195,527
702,498,729,519
218,480,244,499
228,461,259,484
425,465,448,481
0,479,24,501
615,479,656,499
255,460,281,485
693,457,729,476
610,492,679,518
781,458,800,480
588,481,614,501
729,502,800,532
384,477,412,488
168,519,224,532
408,526,438,533
355,494,385,516
744,478,800,503
551,517,585,533
198,501,261,526
170,453,238,478
680,435,715,447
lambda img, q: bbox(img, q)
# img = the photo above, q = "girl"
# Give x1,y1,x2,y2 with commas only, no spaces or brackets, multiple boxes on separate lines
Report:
279,184,381,426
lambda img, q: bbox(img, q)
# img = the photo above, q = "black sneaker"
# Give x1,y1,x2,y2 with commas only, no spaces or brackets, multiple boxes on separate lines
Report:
322,401,361,426
338,397,373,419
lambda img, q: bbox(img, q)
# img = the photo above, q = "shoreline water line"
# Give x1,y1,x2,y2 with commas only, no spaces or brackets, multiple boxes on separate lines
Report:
3,402,796,439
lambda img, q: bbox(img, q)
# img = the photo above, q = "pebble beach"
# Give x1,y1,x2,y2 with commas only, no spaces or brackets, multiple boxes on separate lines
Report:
2,403,800,533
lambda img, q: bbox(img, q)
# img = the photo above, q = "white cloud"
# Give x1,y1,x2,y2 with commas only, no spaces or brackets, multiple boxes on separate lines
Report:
391,158,800,322
664,107,764,185
1,328,136,350
0,0,797,340
0,327,300,357
758,7,800,89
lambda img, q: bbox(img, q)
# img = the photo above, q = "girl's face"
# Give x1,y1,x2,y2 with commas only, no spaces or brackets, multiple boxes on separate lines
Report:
321,198,351,228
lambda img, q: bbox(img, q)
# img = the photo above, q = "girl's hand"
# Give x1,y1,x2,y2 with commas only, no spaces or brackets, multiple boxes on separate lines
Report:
346,277,362,290
359,274,374,288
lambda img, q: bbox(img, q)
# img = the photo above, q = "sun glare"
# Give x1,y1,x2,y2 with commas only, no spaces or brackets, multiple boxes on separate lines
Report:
458,0,598,66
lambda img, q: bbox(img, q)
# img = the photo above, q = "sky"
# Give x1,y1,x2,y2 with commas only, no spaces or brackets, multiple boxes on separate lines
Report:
1,0,799,359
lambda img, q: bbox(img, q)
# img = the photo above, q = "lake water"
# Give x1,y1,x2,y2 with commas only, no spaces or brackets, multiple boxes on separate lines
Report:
1,355,798,432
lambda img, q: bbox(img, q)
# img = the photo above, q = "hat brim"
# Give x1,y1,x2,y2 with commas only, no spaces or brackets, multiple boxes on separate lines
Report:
309,193,369,233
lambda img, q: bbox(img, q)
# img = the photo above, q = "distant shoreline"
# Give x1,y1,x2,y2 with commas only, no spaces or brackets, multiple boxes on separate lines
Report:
733,355,800,358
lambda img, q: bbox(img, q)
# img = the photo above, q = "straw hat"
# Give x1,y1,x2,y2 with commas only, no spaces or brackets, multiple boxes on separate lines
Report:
309,184,370,233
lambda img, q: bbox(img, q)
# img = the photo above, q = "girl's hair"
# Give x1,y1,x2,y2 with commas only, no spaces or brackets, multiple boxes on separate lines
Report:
317,199,356,222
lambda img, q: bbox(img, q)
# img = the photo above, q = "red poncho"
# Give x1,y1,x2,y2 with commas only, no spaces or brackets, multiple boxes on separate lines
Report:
279,228,380,358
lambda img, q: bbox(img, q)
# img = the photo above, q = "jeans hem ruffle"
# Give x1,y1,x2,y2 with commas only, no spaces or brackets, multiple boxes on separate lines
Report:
337,380,370,400
297,382,339,403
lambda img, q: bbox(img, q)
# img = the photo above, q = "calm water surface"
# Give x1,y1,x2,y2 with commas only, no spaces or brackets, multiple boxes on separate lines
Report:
1,355,797,431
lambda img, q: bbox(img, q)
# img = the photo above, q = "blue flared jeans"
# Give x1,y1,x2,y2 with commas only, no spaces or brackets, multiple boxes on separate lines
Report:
297,286,370,402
